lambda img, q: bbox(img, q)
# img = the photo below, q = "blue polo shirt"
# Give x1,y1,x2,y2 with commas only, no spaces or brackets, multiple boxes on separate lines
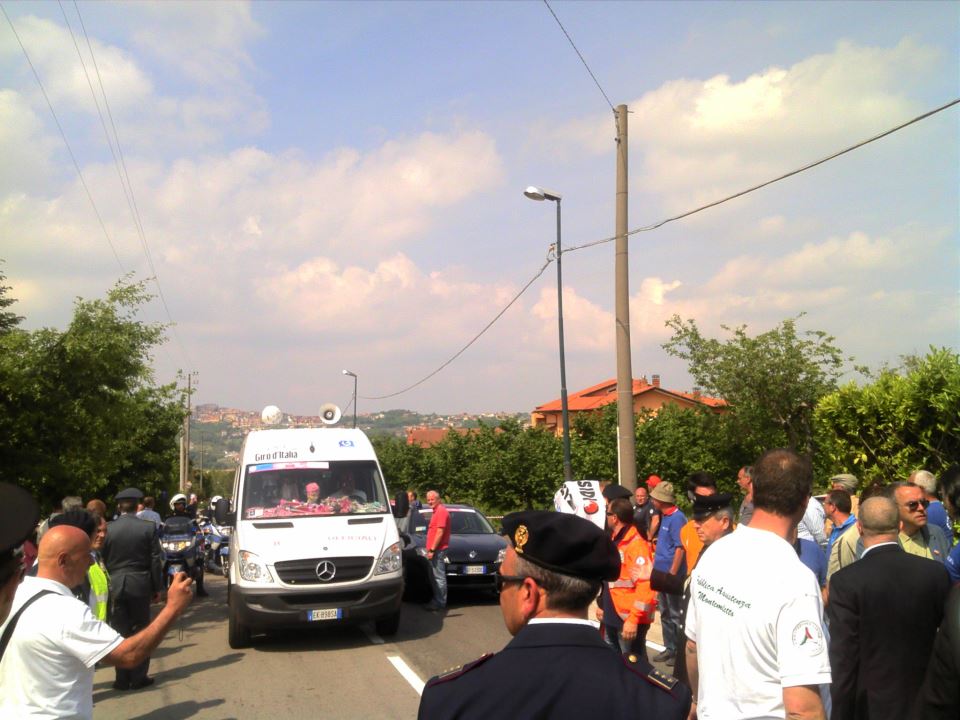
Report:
654,507,687,575
827,514,857,558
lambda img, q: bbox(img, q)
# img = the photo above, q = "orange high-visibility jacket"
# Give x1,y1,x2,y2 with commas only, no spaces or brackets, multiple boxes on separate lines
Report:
608,525,657,625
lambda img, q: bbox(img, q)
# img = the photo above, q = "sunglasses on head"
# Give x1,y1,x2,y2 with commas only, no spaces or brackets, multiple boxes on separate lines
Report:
904,498,930,512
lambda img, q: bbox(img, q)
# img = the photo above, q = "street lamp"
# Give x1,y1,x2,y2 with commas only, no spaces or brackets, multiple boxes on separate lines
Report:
342,369,358,428
524,185,572,483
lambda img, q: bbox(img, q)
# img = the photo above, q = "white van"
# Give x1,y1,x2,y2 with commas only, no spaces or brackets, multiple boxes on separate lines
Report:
216,426,403,648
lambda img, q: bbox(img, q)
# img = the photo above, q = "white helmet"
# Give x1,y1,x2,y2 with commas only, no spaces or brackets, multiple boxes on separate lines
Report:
210,495,223,506
170,493,188,511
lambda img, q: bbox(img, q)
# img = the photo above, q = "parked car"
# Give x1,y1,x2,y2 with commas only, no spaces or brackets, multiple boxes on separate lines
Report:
401,504,507,600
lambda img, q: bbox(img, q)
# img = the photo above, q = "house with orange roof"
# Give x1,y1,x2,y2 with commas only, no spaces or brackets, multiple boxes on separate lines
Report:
406,426,473,448
531,375,726,437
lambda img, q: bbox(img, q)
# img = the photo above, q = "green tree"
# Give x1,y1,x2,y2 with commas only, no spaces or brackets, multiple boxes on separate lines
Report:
0,278,186,509
635,405,739,499
571,404,619,482
663,314,847,457
0,264,23,334
814,347,960,487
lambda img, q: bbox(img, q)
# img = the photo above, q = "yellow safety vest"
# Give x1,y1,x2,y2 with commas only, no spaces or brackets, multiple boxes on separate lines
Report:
88,560,110,621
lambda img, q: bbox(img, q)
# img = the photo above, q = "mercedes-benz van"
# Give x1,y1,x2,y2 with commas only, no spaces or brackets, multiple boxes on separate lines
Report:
216,426,403,648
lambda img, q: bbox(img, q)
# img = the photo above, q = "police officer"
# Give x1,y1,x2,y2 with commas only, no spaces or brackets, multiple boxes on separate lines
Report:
101,487,163,690
417,511,691,720
168,493,207,597
0,483,40,626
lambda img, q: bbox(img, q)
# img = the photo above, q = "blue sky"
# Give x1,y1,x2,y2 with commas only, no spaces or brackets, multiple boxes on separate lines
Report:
1,1,957,415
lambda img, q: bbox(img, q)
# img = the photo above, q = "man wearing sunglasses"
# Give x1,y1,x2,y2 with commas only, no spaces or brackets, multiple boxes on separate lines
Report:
417,511,691,720
892,481,950,563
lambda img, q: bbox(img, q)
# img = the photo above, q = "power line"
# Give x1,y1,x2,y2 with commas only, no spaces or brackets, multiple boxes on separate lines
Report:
362,256,554,400
542,0,614,113
69,0,193,367
364,97,958,401
1,2,126,273
567,97,960,253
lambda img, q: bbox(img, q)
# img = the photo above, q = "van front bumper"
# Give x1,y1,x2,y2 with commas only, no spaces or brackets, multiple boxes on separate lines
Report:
230,577,403,629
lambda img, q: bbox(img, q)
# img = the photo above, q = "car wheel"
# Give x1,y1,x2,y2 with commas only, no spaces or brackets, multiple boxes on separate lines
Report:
228,602,251,649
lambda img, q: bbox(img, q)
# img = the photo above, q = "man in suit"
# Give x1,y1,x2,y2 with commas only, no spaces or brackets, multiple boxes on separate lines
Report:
827,495,951,720
101,487,164,691
418,511,690,720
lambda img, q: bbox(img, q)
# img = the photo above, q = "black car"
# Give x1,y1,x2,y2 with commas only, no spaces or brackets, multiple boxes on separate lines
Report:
401,504,507,600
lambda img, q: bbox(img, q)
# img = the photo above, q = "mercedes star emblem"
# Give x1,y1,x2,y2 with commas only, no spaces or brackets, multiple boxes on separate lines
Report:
315,560,337,582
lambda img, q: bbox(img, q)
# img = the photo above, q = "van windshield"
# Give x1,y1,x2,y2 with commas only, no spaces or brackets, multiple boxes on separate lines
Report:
240,460,388,519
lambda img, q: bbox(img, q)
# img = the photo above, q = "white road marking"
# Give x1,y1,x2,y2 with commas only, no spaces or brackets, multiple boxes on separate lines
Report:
646,639,666,652
387,655,425,696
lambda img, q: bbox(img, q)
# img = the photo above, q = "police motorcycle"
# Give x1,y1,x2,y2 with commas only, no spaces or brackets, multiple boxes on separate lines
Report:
198,496,231,576
160,493,207,596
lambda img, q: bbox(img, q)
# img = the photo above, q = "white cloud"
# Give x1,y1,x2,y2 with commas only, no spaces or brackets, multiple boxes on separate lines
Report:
545,38,939,212
530,286,613,352
130,2,264,88
0,15,153,113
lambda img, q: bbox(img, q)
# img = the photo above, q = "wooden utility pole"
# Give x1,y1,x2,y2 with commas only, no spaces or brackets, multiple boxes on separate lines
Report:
179,372,196,493
614,104,638,491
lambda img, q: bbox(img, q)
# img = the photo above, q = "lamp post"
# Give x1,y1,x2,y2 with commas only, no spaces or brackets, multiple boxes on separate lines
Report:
342,369,358,428
524,186,572,483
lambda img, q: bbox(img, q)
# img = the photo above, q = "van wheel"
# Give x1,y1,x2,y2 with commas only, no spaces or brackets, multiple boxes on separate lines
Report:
375,610,401,637
228,604,251,649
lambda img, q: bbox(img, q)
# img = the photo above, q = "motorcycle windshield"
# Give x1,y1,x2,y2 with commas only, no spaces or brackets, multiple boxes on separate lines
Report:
163,516,195,537
240,459,389,520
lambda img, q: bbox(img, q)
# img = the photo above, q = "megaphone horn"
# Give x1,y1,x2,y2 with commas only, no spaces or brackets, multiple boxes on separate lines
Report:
319,403,342,425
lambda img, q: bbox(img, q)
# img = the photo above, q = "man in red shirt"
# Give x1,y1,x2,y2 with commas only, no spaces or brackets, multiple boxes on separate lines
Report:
424,490,451,611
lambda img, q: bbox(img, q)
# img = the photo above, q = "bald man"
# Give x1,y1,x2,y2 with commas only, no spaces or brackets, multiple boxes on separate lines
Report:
0,526,193,719
827,496,951,720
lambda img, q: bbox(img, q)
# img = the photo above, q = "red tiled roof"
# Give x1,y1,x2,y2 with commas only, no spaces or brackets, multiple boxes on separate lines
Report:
534,378,725,412
406,426,472,447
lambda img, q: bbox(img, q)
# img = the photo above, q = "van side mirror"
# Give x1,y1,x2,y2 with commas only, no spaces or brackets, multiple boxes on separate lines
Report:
214,498,234,526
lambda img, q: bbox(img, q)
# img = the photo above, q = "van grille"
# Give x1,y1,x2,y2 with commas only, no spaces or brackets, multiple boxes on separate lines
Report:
274,556,373,585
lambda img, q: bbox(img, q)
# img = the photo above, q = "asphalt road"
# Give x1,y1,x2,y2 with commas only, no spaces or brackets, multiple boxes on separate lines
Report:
92,575,672,719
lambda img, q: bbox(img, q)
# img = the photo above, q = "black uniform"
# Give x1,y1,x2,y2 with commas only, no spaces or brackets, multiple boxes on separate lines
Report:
418,621,691,720
102,512,163,689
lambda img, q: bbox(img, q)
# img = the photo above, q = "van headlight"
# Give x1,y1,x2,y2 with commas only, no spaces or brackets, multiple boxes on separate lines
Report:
375,542,402,575
238,550,273,583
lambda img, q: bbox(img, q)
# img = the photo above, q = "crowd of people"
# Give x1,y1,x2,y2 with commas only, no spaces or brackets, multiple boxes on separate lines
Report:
419,455,960,720
0,485,197,719
3,455,959,719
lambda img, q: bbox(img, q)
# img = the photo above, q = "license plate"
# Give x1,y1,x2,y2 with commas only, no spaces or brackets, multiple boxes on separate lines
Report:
308,608,342,621
463,565,486,575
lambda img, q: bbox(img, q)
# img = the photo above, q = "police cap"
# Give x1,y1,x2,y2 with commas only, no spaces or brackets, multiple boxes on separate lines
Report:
115,487,144,501
502,510,620,582
601,483,632,501
691,492,733,521
0,482,40,555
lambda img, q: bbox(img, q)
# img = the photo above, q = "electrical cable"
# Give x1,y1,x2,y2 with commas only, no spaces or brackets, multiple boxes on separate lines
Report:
540,1,626,192
69,0,193,367
361,255,554,400
542,0,614,113
362,97,958,401
1,2,125,273
566,97,960,254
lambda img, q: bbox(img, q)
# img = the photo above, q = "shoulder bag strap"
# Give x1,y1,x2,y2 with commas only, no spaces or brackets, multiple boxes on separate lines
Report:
0,589,55,663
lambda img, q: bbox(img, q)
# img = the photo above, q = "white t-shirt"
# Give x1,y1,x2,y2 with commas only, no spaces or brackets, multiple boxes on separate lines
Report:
0,576,123,719
686,524,831,720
